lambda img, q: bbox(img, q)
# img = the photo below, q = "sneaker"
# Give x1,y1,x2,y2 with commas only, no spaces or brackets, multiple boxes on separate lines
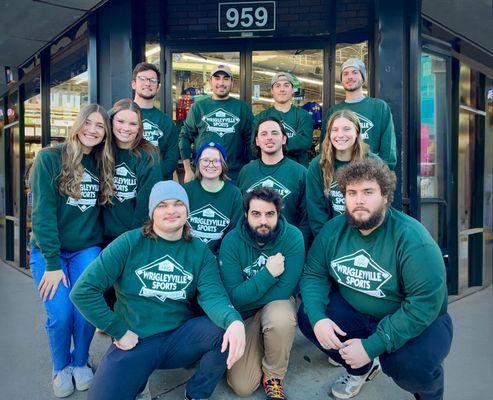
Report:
328,356,343,367
136,381,151,400
262,374,287,400
331,358,381,399
52,366,74,398
72,364,94,391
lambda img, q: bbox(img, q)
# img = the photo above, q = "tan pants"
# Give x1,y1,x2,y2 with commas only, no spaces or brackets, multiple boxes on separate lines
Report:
227,298,297,397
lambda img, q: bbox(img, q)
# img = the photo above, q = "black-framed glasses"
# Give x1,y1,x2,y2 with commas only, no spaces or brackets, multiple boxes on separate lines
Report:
136,75,159,85
199,158,222,167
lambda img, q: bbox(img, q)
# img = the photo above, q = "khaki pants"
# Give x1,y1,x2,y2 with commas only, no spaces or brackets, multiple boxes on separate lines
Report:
227,298,297,397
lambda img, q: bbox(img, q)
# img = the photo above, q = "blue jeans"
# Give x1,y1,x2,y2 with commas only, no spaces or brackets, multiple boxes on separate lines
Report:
298,290,453,400
30,245,100,372
88,316,228,400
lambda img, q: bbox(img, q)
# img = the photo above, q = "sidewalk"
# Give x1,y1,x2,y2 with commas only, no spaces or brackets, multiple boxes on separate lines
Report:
1,261,492,400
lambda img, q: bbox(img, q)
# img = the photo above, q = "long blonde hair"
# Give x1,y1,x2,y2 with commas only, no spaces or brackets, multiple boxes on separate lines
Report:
320,109,368,195
58,104,115,205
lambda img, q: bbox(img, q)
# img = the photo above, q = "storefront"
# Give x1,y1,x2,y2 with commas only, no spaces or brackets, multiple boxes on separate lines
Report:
1,0,492,297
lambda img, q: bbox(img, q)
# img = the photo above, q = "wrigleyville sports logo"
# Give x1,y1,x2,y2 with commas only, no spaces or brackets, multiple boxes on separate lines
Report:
66,169,99,212
114,163,137,203
330,249,391,298
243,253,269,278
135,255,193,302
143,119,164,146
353,112,374,140
187,205,230,243
202,108,240,137
247,177,291,199
329,181,345,215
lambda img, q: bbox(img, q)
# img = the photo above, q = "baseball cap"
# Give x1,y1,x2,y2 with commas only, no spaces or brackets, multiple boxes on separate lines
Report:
340,58,367,82
210,64,233,78
271,72,295,87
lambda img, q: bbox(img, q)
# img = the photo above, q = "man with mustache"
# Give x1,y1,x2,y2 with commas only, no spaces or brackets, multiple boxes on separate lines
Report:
179,64,253,183
219,187,305,400
298,158,452,399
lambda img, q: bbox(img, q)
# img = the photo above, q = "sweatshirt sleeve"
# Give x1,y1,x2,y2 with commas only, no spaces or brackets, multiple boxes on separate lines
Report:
159,117,179,179
197,247,243,329
70,236,132,340
297,168,312,248
306,159,332,236
30,151,62,271
179,105,198,161
299,231,333,327
132,150,162,227
377,102,397,170
241,104,254,162
361,242,447,360
229,187,243,228
286,109,314,152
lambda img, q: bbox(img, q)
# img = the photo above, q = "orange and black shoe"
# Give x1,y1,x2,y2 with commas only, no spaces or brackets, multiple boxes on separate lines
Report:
262,374,287,400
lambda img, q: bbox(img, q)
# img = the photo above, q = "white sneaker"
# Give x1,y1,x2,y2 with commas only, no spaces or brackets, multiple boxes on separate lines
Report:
72,364,94,391
331,358,381,399
53,366,74,398
135,381,151,400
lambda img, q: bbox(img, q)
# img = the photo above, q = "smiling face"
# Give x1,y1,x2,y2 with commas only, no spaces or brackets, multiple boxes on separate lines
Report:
329,116,358,155
209,72,232,99
255,120,286,156
341,66,364,93
345,179,387,232
271,79,294,105
77,112,106,154
112,109,140,149
132,68,159,101
198,147,223,181
152,199,188,236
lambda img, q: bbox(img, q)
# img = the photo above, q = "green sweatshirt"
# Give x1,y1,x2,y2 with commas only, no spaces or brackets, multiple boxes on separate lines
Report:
306,153,380,236
103,147,162,240
30,145,103,271
300,208,448,360
70,228,242,340
219,216,304,317
141,107,179,180
252,105,313,166
319,97,396,169
237,157,311,246
179,96,253,179
183,180,243,254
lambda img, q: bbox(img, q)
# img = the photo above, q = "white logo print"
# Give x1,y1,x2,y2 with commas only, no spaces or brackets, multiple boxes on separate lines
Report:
202,108,240,137
353,112,374,140
113,163,137,203
142,119,163,146
187,205,230,243
66,169,99,212
247,177,291,198
135,255,193,302
243,253,269,278
330,249,392,298
329,181,345,213
282,122,296,138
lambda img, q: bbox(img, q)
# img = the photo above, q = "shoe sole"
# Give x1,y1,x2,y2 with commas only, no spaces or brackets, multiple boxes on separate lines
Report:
331,364,381,399
53,386,75,398
75,381,91,391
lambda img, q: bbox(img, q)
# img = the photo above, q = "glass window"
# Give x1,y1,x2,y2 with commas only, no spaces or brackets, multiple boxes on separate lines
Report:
7,91,19,124
334,42,369,104
50,35,89,144
145,42,162,109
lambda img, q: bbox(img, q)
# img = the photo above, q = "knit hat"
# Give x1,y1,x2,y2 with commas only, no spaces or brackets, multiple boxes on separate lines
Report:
194,142,228,164
210,64,233,78
271,72,295,87
148,181,189,218
340,58,366,82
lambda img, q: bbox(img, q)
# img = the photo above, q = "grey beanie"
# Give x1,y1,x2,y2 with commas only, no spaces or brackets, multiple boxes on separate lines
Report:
148,181,189,218
340,58,366,82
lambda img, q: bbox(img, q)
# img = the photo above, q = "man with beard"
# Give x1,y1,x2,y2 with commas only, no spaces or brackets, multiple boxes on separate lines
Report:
132,62,179,180
180,64,253,182
298,159,452,400
219,187,304,400
252,72,313,166
319,58,396,169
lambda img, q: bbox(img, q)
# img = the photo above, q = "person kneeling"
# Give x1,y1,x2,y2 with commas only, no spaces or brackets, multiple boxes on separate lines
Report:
70,181,245,400
219,188,305,399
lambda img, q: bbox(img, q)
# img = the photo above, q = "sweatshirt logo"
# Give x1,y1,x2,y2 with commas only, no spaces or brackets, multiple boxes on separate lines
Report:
187,205,230,243
243,253,269,278
66,169,99,212
247,177,291,199
142,119,163,146
329,181,345,215
135,255,193,302
202,108,240,137
353,112,373,140
282,122,296,138
330,249,391,298
113,163,137,203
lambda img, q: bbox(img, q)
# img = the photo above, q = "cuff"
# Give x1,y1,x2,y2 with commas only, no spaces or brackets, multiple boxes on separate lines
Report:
362,332,388,360
45,255,62,271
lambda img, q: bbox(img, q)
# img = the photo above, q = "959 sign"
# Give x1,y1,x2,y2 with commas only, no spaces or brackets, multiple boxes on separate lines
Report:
218,1,276,32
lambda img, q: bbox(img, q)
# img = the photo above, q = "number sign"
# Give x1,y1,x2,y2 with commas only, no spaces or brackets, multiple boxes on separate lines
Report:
219,2,276,32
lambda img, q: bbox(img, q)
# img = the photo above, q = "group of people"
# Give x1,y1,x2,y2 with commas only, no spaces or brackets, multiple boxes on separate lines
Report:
29,58,452,400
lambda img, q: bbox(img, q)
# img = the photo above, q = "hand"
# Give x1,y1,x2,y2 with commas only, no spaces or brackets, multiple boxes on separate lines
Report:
114,330,139,351
38,270,68,301
221,320,246,369
266,253,285,277
313,318,347,350
183,169,195,183
339,339,371,369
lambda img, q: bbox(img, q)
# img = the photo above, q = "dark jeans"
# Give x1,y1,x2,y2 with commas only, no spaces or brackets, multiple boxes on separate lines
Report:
88,316,227,400
298,290,453,400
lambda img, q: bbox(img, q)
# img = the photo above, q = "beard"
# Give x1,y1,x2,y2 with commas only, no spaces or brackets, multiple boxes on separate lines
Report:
245,220,280,244
346,205,386,231
137,92,155,100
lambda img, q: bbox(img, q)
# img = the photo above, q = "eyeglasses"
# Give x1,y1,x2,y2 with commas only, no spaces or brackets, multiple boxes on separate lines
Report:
136,75,159,85
199,158,222,167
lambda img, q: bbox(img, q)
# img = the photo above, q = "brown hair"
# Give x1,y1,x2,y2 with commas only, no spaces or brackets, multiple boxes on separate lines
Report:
194,146,230,181
319,109,368,196
132,62,160,83
336,158,397,205
142,219,193,241
252,116,288,158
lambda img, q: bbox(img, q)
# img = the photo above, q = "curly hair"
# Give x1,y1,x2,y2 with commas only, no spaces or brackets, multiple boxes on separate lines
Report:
336,158,397,205
320,110,368,196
